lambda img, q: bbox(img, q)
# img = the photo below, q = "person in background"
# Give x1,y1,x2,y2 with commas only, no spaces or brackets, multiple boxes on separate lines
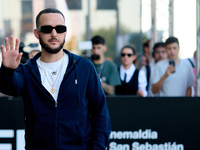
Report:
186,50,196,96
142,39,151,65
0,8,111,149
28,49,40,59
141,42,167,96
141,54,149,67
19,42,29,63
152,37,194,96
115,45,147,97
91,35,121,95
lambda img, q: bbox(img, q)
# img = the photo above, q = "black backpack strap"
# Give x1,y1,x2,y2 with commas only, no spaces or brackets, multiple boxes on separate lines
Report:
145,65,150,91
188,58,195,68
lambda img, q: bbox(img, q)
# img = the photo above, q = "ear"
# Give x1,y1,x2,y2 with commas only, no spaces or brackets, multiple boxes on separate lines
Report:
64,32,67,38
34,29,39,39
104,45,107,52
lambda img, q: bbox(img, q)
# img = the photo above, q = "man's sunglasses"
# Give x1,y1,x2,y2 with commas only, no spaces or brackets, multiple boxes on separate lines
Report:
37,25,67,33
121,53,133,57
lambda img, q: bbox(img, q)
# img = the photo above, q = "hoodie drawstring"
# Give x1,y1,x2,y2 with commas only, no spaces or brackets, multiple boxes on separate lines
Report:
74,61,80,107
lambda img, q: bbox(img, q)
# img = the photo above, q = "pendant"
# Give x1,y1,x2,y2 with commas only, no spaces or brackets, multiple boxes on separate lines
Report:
50,87,56,93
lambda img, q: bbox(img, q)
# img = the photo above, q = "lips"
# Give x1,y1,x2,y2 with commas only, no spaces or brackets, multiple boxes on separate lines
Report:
49,38,59,43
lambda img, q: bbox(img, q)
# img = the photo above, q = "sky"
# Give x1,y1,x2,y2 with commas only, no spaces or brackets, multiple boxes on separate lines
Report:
142,0,196,59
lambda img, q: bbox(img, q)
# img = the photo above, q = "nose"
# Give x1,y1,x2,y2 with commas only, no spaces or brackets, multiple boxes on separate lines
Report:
50,29,57,36
92,48,98,54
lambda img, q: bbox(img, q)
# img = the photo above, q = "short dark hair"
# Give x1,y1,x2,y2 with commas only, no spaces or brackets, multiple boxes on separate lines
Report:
121,45,137,55
165,36,179,46
36,8,65,28
153,42,165,52
143,39,150,48
91,35,105,45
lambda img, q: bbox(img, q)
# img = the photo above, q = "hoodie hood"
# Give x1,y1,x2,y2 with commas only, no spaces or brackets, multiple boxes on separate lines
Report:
26,49,82,106
26,49,81,82
26,49,81,69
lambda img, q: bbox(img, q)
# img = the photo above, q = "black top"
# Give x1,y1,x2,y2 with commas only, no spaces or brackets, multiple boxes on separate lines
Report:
116,69,139,95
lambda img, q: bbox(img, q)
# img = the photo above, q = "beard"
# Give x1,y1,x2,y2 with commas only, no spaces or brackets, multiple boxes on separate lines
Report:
39,35,65,54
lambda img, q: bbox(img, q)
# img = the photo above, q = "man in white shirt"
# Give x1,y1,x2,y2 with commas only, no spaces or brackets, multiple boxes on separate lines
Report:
141,42,167,96
152,37,194,96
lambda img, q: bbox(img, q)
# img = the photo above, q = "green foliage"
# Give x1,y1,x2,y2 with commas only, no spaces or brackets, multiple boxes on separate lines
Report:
90,25,146,60
129,33,148,54
92,27,116,60
91,25,131,60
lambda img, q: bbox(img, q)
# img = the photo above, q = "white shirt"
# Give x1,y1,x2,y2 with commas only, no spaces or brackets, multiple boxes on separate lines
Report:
36,53,69,101
120,64,148,97
152,59,194,96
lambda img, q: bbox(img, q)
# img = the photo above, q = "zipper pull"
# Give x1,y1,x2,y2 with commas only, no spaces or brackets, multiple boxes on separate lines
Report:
55,101,58,107
75,79,77,84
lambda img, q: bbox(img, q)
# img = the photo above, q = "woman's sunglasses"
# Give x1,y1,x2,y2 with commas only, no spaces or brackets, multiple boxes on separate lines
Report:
37,25,67,33
121,53,133,57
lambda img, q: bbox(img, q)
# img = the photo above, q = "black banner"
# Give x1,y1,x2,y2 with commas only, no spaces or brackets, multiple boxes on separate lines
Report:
107,96,200,150
1,97,200,150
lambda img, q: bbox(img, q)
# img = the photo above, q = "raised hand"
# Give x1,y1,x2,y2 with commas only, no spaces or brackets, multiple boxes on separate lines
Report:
165,65,175,76
1,35,23,69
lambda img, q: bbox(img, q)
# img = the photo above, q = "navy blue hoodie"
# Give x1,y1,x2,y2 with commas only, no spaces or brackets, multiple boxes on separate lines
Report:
0,50,111,150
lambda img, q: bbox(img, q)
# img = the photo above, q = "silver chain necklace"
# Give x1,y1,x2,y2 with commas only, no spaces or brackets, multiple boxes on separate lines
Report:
39,55,65,93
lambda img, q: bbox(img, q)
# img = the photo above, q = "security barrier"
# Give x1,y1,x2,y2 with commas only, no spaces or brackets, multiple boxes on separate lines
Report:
1,96,200,150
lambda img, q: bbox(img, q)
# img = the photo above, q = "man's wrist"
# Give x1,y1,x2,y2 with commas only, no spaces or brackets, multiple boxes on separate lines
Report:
164,72,169,78
1,64,16,76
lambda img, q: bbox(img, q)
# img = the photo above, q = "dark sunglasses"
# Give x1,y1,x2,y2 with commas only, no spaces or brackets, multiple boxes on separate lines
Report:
121,53,133,57
37,25,67,33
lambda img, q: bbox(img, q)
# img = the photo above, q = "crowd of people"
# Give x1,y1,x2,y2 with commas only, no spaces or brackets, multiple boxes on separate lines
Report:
1,30,196,98
90,35,195,97
0,7,197,150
